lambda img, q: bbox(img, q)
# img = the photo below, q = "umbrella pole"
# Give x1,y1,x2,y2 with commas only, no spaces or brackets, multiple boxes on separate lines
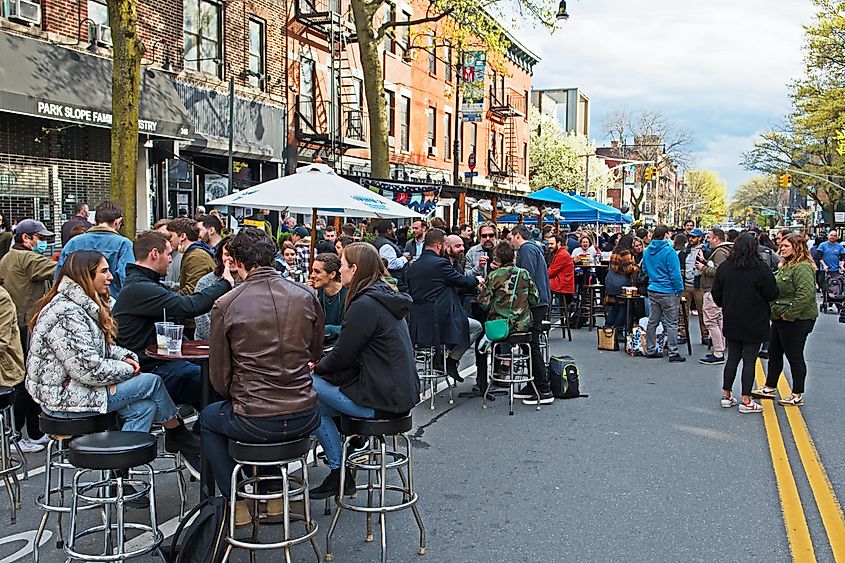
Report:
310,208,317,272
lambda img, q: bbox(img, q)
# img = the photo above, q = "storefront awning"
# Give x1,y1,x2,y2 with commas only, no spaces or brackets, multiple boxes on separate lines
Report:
0,33,193,139
183,133,275,160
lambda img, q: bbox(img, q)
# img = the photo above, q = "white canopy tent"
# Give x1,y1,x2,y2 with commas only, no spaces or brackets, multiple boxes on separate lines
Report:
207,163,420,219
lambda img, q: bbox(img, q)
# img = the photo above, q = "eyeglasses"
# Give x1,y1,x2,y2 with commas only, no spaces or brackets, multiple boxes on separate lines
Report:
480,233,496,239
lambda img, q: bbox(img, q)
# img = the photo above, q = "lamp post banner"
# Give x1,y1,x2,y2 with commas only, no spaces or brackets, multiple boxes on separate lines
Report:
461,51,487,123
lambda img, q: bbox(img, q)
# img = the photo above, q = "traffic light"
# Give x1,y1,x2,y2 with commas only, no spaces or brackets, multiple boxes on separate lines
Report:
644,166,656,181
779,173,792,188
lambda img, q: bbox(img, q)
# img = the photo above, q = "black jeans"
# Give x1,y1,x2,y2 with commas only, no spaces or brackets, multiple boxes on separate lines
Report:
723,340,761,396
605,303,626,330
200,401,320,497
530,305,550,394
471,302,489,390
766,319,815,394
13,381,44,440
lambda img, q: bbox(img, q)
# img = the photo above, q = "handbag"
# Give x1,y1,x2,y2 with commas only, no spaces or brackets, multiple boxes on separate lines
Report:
597,327,619,351
603,268,628,297
484,268,522,341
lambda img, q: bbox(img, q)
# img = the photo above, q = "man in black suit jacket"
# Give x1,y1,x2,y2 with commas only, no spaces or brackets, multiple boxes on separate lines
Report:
406,228,482,381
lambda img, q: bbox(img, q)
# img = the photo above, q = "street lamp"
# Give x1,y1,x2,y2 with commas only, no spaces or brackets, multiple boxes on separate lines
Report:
556,0,569,20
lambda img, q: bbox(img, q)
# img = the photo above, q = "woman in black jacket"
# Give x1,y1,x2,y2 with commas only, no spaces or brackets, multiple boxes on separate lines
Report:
712,233,779,413
309,243,420,499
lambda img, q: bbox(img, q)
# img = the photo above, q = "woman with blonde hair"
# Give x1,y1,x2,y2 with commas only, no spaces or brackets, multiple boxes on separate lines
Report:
26,251,199,458
309,243,419,499
752,233,818,406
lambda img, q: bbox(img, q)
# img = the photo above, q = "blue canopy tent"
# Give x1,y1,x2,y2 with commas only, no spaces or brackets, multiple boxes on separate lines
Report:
566,193,632,224
527,187,623,224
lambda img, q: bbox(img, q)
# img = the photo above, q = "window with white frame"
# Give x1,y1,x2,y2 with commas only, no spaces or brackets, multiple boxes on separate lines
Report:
400,95,410,151
348,77,364,140
184,0,222,77
444,40,452,80
428,31,436,74
443,111,452,160
427,107,436,154
248,19,265,90
385,90,396,137
299,59,315,125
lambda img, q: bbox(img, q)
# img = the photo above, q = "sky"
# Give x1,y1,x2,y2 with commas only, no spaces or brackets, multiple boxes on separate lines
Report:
516,0,817,196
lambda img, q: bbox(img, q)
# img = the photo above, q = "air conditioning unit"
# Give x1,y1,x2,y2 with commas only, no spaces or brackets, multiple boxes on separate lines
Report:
427,145,437,157
387,136,395,148
401,48,417,63
8,0,41,25
96,24,113,46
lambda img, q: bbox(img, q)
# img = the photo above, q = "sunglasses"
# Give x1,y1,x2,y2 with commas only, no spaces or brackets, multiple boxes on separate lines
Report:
480,233,496,239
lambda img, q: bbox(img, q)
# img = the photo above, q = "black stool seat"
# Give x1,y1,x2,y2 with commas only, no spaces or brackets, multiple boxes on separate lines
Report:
68,431,156,470
0,386,15,410
229,436,311,463
505,332,531,345
341,415,412,437
39,412,114,437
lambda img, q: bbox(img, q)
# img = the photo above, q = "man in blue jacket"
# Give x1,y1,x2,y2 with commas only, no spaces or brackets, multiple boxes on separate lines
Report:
641,225,685,362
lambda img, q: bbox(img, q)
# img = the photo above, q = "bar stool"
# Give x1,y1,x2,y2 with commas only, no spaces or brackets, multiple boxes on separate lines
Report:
414,346,453,410
483,333,541,416
221,437,321,563
548,293,572,341
539,320,552,365
326,414,425,563
65,431,162,562
141,424,187,518
0,386,22,524
578,284,605,331
33,412,115,562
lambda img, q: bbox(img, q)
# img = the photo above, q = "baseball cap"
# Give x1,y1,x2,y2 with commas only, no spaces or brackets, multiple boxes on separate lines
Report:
689,228,704,237
293,226,309,238
16,219,53,237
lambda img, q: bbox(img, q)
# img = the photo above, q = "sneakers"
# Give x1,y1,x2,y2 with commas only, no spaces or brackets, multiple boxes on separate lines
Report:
720,395,739,408
512,385,536,399
164,423,202,459
778,393,804,406
234,500,253,527
739,399,763,414
701,338,712,347
668,354,686,363
17,438,45,453
309,469,356,500
522,392,555,406
645,352,662,359
699,354,725,365
751,386,776,400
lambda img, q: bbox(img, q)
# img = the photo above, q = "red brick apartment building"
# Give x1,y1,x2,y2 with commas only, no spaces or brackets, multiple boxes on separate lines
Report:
0,0,538,232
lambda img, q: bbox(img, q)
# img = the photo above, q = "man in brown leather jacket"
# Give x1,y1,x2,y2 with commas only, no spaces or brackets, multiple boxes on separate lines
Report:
200,228,322,524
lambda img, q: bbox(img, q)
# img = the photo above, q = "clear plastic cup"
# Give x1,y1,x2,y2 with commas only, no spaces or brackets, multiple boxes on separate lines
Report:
165,324,184,355
154,322,172,352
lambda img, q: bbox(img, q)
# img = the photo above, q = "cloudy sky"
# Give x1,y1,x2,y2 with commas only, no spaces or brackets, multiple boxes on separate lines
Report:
517,0,817,195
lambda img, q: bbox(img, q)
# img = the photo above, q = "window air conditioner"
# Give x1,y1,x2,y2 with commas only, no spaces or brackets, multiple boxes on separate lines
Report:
387,136,395,148
96,24,113,46
427,145,437,157
8,0,41,25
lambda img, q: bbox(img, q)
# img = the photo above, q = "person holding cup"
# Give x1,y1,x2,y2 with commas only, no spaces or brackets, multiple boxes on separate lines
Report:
25,251,200,458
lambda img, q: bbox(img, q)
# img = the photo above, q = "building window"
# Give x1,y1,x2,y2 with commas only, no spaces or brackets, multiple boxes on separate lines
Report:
428,32,436,75
489,130,496,164
348,77,364,140
498,133,504,168
400,95,410,151
248,18,265,90
490,71,497,102
444,111,452,160
444,40,452,81
183,0,222,77
468,123,477,160
397,12,410,56
427,107,436,154
88,1,109,39
385,91,396,137
522,142,528,175
299,58,315,125
384,5,396,54
524,89,529,121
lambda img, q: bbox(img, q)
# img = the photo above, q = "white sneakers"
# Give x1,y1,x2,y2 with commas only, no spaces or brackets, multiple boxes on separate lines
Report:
720,395,762,413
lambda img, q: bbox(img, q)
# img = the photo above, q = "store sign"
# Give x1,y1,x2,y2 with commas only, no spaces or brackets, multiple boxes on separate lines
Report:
461,51,487,123
36,100,160,133
834,211,845,223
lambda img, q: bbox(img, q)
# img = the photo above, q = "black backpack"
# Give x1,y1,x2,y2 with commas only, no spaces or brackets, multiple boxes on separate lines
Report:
168,496,228,563
548,355,587,399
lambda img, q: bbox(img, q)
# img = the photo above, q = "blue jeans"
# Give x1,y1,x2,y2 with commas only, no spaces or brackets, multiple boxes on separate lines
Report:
151,360,203,409
43,373,178,432
200,401,320,497
646,292,680,356
311,376,375,470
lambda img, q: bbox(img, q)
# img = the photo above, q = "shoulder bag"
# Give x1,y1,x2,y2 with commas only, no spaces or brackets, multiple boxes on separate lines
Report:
484,268,522,341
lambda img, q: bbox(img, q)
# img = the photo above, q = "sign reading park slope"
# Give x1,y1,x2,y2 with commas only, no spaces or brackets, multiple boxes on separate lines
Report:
461,51,487,123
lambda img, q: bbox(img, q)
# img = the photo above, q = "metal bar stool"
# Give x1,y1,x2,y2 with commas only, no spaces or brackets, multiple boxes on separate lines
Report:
33,412,115,562
539,320,552,365
65,431,162,562
548,293,573,341
222,437,320,563
414,346,453,410
483,333,541,415
325,414,425,563
578,284,605,331
139,424,187,519
0,386,22,524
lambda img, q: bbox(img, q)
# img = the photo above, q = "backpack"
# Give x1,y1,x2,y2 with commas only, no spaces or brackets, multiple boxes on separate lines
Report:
548,355,586,399
168,496,228,563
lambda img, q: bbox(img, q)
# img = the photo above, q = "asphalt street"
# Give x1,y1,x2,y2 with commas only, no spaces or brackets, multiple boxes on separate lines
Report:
2,306,843,562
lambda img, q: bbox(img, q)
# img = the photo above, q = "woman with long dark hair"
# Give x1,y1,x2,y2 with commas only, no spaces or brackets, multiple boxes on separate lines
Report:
308,252,347,342
711,234,778,413
752,233,818,405
309,243,420,498
26,251,199,457
604,234,640,331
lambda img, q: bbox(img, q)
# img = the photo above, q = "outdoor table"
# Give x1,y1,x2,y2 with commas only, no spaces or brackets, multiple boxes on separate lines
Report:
146,340,214,498
617,294,645,345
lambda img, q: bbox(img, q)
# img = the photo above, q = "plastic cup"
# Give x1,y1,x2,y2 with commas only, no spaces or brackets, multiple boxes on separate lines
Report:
154,322,172,352
165,324,184,355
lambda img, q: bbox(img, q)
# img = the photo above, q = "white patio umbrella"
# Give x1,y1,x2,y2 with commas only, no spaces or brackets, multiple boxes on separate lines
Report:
207,163,420,219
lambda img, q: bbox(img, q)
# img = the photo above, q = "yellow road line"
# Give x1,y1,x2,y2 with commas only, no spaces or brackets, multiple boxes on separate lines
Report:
771,368,845,561
755,363,816,561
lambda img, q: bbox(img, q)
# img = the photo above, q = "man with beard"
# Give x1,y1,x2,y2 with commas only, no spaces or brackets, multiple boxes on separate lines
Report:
197,214,223,251
466,221,497,277
373,220,409,290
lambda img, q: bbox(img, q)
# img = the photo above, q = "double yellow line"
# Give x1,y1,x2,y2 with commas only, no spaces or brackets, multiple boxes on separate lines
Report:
756,360,845,561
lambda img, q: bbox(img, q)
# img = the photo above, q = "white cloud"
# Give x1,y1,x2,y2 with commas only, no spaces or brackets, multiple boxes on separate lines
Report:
514,0,816,194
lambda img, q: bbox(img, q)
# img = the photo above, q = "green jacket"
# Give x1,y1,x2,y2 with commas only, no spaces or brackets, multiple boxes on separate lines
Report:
0,247,56,327
478,265,539,333
0,286,24,387
770,262,818,321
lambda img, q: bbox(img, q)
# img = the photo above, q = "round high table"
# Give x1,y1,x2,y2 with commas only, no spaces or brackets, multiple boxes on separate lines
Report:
146,340,214,499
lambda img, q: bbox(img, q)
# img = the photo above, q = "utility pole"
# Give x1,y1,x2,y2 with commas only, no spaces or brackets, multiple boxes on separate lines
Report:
227,75,235,195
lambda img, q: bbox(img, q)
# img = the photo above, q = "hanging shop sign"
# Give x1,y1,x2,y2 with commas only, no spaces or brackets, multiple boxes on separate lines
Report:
360,179,442,216
461,51,487,123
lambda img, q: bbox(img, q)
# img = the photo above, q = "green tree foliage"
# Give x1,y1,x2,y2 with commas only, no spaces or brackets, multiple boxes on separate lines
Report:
729,175,787,226
684,169,727,226
528,106,612,195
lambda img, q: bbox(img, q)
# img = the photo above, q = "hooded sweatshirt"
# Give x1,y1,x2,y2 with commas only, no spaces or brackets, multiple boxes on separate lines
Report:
642,239,683,295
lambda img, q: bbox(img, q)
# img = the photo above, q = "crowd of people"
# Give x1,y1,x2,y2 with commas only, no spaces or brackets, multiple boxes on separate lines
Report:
0,200,837,521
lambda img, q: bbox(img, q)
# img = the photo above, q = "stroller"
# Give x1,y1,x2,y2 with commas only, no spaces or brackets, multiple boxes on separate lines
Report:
822,271,845,313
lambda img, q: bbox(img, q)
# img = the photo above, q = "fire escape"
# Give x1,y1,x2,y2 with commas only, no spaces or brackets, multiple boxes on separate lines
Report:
487,86,525,192
294,0,368,168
